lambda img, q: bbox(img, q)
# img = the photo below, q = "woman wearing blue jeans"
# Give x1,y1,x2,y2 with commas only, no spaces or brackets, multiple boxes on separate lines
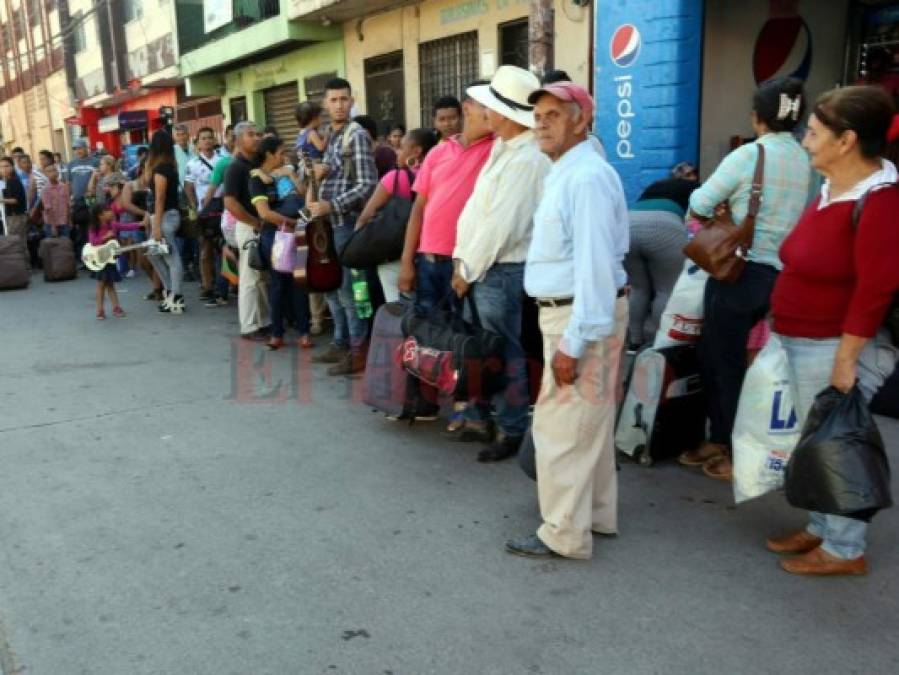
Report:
768,85,899,576
145,130,185,314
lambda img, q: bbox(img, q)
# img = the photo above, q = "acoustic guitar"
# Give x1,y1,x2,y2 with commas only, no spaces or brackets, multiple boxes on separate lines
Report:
295,154,342,292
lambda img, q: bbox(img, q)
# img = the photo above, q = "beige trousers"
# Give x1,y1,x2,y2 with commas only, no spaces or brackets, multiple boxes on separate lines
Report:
534,297,628,559
235,221,270,335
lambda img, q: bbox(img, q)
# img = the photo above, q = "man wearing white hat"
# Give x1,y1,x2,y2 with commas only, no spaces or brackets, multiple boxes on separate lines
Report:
450,65,552,462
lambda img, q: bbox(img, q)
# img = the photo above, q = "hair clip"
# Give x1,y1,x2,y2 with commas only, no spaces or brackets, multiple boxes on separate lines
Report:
777,94,802,121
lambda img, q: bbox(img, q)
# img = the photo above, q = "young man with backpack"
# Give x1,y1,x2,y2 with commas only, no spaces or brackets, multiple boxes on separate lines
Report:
307,77,379,376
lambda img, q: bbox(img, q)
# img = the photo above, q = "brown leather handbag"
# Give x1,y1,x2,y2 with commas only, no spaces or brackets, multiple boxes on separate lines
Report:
683,144,766,284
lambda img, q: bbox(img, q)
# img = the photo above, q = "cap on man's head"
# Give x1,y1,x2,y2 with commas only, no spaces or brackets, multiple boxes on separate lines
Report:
72,138,88,149
527,82,595,121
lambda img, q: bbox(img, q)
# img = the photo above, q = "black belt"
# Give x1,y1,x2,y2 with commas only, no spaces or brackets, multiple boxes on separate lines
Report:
536,288,627,308
421,253,452,263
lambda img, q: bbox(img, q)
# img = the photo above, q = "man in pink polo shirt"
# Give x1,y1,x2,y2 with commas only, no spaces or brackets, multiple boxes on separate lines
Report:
398,83,493,311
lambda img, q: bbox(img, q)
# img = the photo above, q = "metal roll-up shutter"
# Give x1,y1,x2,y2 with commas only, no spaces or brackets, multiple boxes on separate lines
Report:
263,82,300,142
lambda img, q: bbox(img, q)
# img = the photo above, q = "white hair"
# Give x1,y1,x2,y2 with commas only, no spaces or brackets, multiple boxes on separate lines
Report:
566,101,584,123
233,121,258,140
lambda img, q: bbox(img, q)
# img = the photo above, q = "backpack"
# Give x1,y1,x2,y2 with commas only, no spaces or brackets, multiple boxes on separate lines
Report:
851,181,899,345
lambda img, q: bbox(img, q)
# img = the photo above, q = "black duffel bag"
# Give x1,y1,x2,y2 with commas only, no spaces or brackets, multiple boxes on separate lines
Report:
339,168,414,269
400,293,505,401
785,385,892,521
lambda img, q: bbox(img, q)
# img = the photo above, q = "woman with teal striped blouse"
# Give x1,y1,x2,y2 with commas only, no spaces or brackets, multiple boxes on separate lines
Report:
678,77,811,480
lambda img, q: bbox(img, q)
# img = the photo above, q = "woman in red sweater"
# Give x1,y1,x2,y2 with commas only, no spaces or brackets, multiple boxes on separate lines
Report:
768,85,899,576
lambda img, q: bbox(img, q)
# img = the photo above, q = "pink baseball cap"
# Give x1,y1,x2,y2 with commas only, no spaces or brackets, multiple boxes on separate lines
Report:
527,82,595,120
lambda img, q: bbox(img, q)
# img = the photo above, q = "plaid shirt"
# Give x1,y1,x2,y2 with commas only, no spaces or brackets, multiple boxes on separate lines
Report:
689,132,810,270
318,122,378,229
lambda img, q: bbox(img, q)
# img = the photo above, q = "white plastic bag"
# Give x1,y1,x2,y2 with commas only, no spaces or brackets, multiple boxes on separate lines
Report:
732,333,800,503
221,210,238,248
653,260,708,349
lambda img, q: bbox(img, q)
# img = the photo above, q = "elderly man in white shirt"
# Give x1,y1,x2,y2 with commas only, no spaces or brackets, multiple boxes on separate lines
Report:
450,66,552,462
506,82,630,560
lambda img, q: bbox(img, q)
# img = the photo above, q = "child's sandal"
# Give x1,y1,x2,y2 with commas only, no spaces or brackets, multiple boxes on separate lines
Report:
113,306,125,318
96,310,106,320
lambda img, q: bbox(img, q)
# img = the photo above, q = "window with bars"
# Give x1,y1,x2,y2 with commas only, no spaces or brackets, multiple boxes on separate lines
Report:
418,31,478,125
500,19,529,69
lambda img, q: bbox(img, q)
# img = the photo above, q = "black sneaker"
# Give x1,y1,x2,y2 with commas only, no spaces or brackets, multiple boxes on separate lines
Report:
443,418,496,443
205,296,227,308
477,434,523,463
199,289,215,301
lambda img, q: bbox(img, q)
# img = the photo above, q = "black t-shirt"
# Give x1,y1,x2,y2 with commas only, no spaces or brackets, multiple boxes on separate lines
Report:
223,154,256,218
151,162,180,212
249,172,282,221
2,174,27,214
638,178,698,213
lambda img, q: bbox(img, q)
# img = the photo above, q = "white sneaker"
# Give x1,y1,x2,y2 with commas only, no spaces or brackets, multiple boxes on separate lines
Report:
169,294,186,315
158,291,172,313
125,270,136,278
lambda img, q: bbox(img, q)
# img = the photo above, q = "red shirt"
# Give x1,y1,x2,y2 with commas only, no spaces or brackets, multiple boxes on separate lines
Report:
413,133,493,256
771,187,899,338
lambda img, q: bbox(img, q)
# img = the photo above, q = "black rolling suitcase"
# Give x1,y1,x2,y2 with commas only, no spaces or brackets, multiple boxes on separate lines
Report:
363,301,441,420
615,345,706,465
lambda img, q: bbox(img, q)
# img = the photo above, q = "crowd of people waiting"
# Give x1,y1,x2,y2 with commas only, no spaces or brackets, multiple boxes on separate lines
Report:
6,67,899,576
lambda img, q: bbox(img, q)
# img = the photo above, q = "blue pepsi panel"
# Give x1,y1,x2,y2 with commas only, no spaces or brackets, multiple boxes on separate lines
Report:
595,0,704,204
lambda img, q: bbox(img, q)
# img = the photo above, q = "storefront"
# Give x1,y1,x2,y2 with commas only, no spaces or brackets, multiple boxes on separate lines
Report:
217,39,345,138
595,0,899,203
72,88,178,157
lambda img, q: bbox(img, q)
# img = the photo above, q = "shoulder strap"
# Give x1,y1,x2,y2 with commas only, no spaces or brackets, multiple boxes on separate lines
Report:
340,122,360,183
741,143,766,250
198,155,215,172
746,143,765,218
852,182,899,230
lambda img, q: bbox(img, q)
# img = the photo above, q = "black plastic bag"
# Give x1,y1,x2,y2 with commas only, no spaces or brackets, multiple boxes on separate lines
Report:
785,385,892,521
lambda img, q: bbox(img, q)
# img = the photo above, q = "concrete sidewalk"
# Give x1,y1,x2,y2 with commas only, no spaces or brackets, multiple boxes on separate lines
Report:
0,275,897,675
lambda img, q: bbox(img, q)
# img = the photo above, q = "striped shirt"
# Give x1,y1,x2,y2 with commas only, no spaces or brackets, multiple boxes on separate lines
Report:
689,132,810,269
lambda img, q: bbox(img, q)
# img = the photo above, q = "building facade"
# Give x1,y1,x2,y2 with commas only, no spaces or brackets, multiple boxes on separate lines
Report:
0,0,72,156
288,0,593,135
594,0,899,203
63,0,180,159
178,0,344,141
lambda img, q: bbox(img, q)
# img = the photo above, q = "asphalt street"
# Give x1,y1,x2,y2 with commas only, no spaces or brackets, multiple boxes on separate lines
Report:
1,274,898,675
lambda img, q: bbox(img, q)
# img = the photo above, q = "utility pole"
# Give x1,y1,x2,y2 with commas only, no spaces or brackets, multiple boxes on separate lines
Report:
529,0,554,80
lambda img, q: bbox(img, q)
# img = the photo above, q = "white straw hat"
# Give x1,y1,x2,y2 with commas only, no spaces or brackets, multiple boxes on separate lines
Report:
466,65,541,129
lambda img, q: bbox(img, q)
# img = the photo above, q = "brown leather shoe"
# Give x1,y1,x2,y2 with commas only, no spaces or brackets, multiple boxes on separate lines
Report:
766,531,823,555
678,442,727,467
779,546,867,576
702,454,733,481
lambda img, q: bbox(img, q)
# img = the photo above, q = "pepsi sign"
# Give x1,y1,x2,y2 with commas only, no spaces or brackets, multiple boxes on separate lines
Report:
595,2,703,204
610,24,641,68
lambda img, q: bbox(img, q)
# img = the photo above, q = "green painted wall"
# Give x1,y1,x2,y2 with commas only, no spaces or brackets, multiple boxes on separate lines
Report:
221,40,346,124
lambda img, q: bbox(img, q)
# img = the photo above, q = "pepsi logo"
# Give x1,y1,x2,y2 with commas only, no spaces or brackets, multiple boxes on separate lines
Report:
753,16,813,84
610,24,641,68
